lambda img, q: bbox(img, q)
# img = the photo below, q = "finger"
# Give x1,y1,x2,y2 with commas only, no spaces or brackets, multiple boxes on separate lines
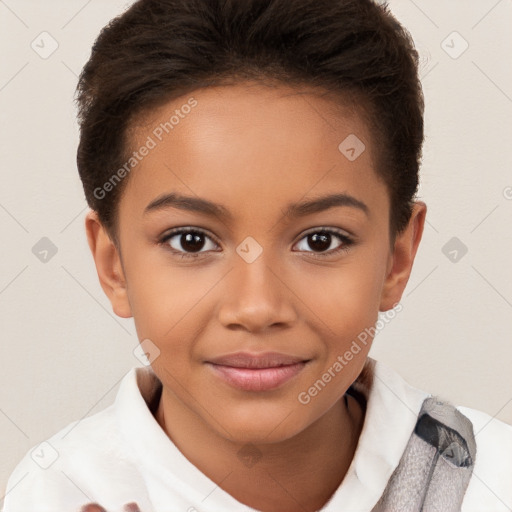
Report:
80,504,108,512
123,503,141,512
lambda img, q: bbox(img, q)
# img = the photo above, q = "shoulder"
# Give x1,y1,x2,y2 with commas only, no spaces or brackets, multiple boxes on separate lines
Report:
364,359,512,511
458,405,512,511
3,404,125,511
2,368,150,512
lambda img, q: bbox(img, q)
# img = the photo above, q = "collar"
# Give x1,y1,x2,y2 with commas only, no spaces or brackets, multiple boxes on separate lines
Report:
114,357,429,511
324,357,430,510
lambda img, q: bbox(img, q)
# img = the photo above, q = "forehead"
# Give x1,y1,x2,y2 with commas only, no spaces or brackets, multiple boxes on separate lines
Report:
121,82,386,225
133,82,375,162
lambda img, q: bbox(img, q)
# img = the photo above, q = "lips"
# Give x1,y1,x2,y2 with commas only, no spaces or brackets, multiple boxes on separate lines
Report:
207,351,309,368
206,352,310,391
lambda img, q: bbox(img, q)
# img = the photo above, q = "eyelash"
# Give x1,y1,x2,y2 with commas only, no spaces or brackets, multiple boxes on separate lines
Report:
158,227,354,260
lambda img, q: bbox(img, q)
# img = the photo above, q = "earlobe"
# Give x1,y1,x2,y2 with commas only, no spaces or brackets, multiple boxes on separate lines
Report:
84,210,133,318
379,201,427,311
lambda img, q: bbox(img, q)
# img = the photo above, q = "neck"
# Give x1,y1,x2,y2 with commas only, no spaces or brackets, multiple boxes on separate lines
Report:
155,389,365,512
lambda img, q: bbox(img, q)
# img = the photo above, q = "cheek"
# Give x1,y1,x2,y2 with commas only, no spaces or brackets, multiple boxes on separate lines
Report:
293,257,385,333
125,262,224,379
125,246,215,336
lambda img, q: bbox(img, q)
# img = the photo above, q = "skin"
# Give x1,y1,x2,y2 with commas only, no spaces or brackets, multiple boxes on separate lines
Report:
85,82,426,512
80,505,140,512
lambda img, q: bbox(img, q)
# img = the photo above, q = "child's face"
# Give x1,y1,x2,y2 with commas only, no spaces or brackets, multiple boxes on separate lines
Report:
87,82,424,443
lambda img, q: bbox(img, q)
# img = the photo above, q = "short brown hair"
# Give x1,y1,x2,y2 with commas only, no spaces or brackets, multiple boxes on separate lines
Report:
75,0,424,245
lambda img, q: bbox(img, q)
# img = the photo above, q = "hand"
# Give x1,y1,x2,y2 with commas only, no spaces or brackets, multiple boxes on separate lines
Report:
80,503,141,512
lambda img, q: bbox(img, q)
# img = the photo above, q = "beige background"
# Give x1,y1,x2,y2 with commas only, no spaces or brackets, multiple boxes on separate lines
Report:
1,0,511,501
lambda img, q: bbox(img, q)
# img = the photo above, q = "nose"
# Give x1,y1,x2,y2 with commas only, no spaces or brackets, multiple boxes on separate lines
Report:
217,254,298,333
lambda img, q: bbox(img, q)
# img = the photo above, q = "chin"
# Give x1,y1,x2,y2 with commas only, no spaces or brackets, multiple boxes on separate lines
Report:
214,405,307,445
224,423,300,446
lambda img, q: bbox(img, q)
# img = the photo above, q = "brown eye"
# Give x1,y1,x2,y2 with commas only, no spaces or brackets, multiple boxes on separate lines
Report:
160,228,219,257
294,229,353,256
306,232,332,252
176,231,206,252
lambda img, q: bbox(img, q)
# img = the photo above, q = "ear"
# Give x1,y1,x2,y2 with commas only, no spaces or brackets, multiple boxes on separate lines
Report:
85,209,132,318
379,201,427,311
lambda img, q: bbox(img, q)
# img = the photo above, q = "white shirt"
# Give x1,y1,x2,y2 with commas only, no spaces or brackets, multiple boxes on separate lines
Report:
3,358,511,512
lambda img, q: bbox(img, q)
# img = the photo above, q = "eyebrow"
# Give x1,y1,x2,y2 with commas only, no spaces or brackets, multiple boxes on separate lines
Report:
143,192,369,220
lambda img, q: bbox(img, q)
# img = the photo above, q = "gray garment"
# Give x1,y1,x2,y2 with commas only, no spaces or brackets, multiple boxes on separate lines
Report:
372,396,477,512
